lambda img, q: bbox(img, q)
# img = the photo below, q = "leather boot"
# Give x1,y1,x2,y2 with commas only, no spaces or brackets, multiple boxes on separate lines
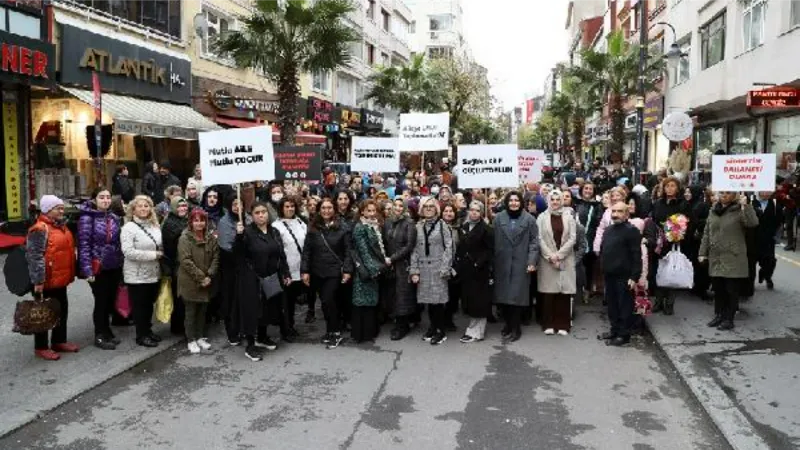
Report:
706,315,723,328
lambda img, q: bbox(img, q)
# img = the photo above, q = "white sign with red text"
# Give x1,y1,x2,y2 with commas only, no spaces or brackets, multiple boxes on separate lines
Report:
518,150,546,182
712,153,776,192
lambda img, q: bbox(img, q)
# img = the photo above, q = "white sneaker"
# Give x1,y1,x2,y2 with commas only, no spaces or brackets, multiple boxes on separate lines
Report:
197,338,212,350
187,341,201,354
557,330,569,336
544,328,555,335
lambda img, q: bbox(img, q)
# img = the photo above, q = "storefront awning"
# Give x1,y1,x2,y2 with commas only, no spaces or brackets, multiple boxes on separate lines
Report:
61,87,220,140
214,117,325,144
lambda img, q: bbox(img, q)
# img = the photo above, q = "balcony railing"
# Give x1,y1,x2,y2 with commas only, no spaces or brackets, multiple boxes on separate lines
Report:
392,0,413,22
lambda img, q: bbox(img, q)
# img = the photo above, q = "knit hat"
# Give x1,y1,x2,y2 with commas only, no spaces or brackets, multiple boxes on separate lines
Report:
170,196,188,214
39,195,64,214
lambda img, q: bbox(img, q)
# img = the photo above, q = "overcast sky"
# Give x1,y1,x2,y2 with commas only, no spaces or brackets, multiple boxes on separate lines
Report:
462,0,570,110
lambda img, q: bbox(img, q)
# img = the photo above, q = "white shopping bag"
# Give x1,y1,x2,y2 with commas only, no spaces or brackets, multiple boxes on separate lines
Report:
656,247,694,289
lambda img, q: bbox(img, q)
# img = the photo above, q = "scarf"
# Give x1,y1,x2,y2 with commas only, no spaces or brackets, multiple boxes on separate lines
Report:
361,217,386,257
507,207,522,219
713,202,734,216
423,218,440,256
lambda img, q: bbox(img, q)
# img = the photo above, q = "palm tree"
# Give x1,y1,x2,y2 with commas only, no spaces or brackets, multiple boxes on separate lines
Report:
545,92,573,161
571,30,665,161
215,0,359,145
364,54,437,114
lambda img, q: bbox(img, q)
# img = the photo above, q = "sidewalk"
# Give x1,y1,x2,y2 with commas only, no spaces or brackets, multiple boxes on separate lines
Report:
647,247,800,450
0,255,179,438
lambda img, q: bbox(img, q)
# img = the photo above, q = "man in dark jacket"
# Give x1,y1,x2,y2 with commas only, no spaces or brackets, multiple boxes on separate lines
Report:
599,201,642,347
152,161,181,205
141,161,158,200
748,192,782,291
111,164,135,203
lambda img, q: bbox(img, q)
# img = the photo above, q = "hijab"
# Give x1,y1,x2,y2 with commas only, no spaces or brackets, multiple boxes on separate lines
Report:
503,191,523,219
548,190,564,216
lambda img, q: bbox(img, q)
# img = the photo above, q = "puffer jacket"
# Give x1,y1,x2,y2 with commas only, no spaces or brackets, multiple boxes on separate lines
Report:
177,229,220,303
77,201,123,277
26,214,76,289
121,218,162,284
301,218,354,278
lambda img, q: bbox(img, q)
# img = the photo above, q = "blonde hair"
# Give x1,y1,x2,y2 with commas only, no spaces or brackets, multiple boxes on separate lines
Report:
419,196,440,219
126,195,159,226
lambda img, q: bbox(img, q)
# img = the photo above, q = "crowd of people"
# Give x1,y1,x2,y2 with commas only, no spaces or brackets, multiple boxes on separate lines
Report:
23,157,788,361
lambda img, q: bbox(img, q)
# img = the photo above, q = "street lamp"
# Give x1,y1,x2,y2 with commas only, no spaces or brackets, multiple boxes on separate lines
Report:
633,18,686,181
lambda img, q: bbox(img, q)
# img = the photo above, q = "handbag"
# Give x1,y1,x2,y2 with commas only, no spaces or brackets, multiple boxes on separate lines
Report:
260,273,283,300
655,246,694,289
115,285,131,318
634,286,652,316
12,293,61,335
155,277,174,323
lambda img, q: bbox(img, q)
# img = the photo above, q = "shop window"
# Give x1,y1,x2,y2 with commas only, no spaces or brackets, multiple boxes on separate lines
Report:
769,116,800,177
700,11,725,69
696,126,725,170
8,10,40,39
729,121,761,155
312,70,331,93
741,0,766,52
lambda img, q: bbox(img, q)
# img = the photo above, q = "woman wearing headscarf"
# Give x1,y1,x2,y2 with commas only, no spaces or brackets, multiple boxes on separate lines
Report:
185,180,202,209
217,193,248,345
457,201,494,343
201,186,224,232
383,198,418,340
410,196,454,345
161,196,189,335
493,191,539,343
537,191,578,335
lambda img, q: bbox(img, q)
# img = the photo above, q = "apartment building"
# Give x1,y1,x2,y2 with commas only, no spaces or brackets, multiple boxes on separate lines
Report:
405,0,466,59
665,0,800,177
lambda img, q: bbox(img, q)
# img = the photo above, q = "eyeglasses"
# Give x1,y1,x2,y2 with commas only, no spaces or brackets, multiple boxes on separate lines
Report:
423,205,436,209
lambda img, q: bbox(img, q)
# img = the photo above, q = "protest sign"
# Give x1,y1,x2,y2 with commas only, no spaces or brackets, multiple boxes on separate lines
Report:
457,144,519,189
351,137,400,173
199,127,274,185
518,150,546,182
712,153,776,192
274,145,323,181
398,112,450,151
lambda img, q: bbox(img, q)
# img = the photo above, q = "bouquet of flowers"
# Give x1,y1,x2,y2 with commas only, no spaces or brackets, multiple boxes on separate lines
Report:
664,214,689,243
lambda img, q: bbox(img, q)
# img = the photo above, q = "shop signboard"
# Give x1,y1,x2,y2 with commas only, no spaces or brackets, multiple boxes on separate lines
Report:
0,29,55,87
307,96,334,123
711,153,776,192
458,144,519,189
643,96,663,130
115,121,199,140
361,108,384,132
747,88,800,108
198,127,275,185
350,137,399,173
338,105,362,128
3,94,21,220
60,24,191,104
274,145,323,181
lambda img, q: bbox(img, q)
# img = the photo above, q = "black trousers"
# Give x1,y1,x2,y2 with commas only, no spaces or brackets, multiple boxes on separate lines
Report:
128,282,159,339
502,304,523,334
337,281,353,326
170,274,185,334
427,303,447,332
283,281,304,330
712,277,742,321
446,281,459,323
314,276,342,334
583,252,597,291
34,288,68,350
605,276,634,339
785,207,796,247
351,305,378,342
90,269,122,337
757,242,777,282
219,251,240,342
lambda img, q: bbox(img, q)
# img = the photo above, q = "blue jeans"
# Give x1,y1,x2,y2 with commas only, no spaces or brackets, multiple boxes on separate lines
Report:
604,275,634,339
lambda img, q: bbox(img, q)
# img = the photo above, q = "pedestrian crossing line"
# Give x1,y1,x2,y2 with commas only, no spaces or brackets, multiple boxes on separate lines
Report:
777,254,800,268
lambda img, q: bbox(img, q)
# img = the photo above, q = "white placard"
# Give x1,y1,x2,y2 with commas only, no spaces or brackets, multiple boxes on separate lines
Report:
711,153,776,192
350,137,400,173
398,112,450,151
662,111,694,142
199,127,275,185
518,150,546,182
458,144,519,189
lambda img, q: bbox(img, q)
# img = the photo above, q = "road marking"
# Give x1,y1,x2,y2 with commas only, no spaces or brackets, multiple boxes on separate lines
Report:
777,254,800,267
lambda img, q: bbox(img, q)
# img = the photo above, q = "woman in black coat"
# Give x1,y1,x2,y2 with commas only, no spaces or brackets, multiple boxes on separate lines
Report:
457,201,494,343
235,201,291,362
161,197,189,335
650,176,691,315
301,198,354,349
383,198,418,341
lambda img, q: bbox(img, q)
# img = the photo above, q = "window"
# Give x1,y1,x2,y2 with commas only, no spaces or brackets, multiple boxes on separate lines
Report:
428,46,453,59
75,0,181,39
429,14,452,31
742,0,766,51
410,20,416,34
391,18,409,42
348,40,363,60
312,71,331,93
200,9,231,57
8,10,40,39
366,0,375,21
792,0,800,27
366,43,375,64
700,12,725,69
670,39,691,86
382,9,390,31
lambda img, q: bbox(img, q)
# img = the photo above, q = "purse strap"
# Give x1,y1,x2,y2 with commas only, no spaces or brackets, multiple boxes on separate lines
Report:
319,232,344,266
279,220,303,255
135,221,159,249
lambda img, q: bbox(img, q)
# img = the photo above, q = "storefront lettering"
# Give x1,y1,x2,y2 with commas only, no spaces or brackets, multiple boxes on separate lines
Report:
748,88,800,108
1,43,49,78
80,48,169,86
341,109,361,126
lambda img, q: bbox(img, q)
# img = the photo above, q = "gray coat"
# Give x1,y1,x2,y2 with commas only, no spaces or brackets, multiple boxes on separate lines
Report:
537,210,578,295
493,210,539,306
699,203,758,278
410,219,453,305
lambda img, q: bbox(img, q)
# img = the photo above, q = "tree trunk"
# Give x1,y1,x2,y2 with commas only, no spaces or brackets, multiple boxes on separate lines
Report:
572,115,584,164
278,65,300,146
609,94,625,164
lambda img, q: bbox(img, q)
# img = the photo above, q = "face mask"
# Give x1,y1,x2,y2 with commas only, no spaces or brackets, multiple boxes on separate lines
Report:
271,193,283,203
431,187,440,195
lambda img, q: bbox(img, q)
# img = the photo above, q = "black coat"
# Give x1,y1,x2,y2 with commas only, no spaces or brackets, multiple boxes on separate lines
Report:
142,171,157,200
752,197,783,251
112,174,135,203
383,217,417,317
457,221,494,318
152,173,181,204
652,197,690,225
301,219,354,278
160,213,187,276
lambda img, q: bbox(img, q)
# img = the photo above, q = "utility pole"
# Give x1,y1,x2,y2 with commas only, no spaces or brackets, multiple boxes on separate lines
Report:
634,0,649,182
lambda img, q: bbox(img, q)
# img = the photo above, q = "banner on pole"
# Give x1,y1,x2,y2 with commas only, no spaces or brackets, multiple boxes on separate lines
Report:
518,150,546,183
351,137,400,173
274,145,323,181
398,112,450,151
458,144,519,189
711,153,776,192
199,127,275,185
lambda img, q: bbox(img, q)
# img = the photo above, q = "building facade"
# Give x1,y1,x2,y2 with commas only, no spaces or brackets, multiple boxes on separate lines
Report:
405,0,466,59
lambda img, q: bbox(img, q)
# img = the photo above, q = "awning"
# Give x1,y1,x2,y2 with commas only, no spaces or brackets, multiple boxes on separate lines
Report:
214,117,325,144
61,86,220,140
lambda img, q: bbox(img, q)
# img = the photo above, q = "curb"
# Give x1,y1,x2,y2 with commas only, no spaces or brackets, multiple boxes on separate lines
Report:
644,316,771,450
0,337,181,439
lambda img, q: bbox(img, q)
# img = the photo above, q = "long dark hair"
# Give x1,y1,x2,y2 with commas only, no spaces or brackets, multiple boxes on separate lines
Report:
311,198,339,232
277,196,299,219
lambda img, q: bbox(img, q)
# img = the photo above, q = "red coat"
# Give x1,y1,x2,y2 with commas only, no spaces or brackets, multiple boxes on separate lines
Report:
776,183,797,209
29,215,76,289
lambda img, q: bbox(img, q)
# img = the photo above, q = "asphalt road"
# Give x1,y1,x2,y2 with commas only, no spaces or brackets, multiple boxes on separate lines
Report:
0,299,730,450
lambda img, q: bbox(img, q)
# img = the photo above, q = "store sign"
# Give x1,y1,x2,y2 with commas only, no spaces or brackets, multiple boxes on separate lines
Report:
0,30,55,87
60,25,191,104
338,106,361,127
307,96,333,123
3,97,21,220
361,108,384,131
115,121,198,140
210,89,280,115
274,145,323,181
643,96,663,130
747,88,800,108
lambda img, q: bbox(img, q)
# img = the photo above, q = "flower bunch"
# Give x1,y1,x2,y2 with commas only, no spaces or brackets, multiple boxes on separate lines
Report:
664,213,688,243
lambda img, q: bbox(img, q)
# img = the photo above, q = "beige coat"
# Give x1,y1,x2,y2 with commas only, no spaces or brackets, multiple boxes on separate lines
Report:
537,209,578,294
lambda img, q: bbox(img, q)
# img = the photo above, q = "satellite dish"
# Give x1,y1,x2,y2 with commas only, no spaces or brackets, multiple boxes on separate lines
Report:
193,13,208,39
